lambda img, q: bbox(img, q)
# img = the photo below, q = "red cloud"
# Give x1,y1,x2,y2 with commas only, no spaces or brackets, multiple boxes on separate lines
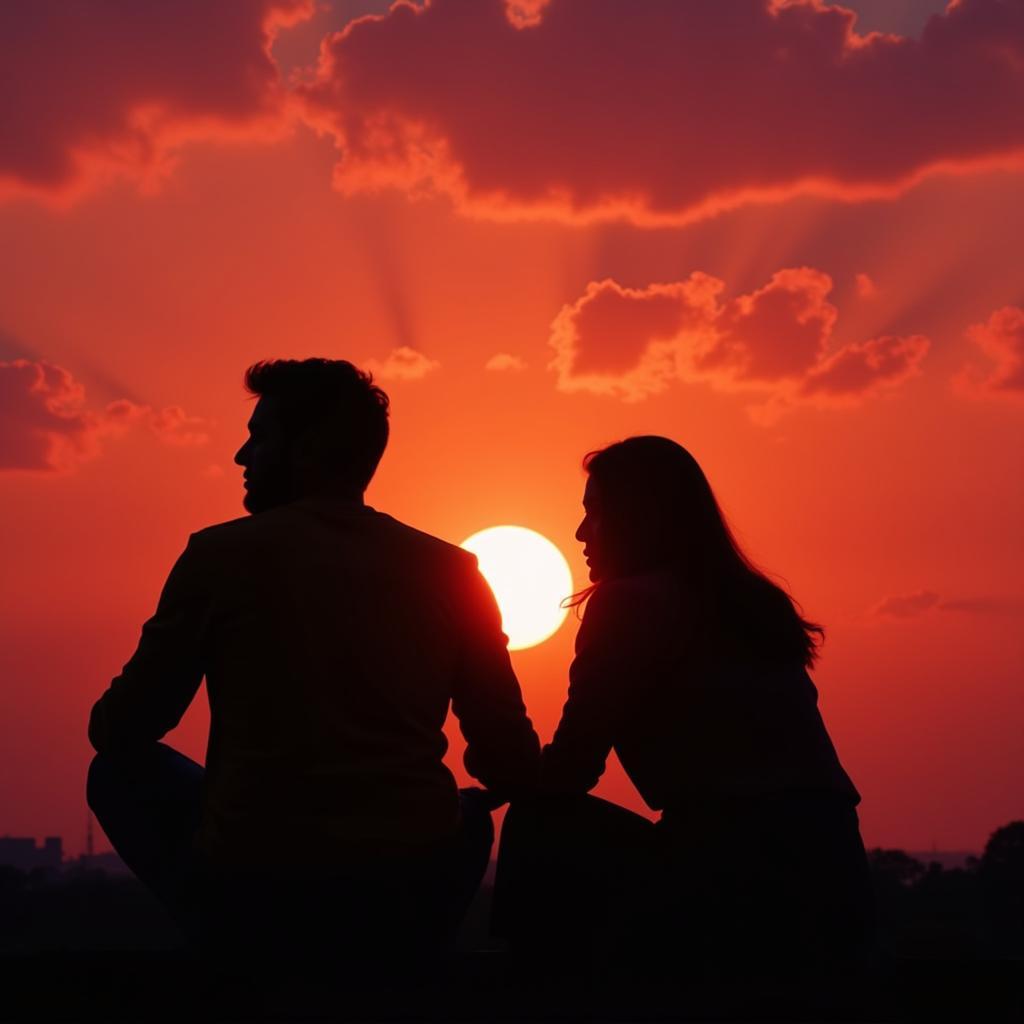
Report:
300,0,1024,224
364,346,440,381
0,361,100,470
75,396,211,448
800,334,930,402
485,353,527,371
873,590,942,618
855,273,879,299
700,268,837,380
0,360,208,471
549,268,929,416
0,0,311,202
147,405,211,446
872,590,1020,619
957,306,1024,398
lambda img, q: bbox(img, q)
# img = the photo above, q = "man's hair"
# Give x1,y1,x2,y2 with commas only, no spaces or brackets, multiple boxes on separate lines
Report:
244,359,390,491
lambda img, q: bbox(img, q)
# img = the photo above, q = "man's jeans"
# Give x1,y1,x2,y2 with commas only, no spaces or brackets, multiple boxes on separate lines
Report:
87,744,494,966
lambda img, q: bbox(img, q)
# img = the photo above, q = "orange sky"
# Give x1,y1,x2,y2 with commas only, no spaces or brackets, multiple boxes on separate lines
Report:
1,0,1022,855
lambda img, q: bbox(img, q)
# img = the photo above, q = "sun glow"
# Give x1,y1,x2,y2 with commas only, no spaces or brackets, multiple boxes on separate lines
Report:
461,526,574,651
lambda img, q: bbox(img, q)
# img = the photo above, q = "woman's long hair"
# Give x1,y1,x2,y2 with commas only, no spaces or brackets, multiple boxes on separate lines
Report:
570,436,823,668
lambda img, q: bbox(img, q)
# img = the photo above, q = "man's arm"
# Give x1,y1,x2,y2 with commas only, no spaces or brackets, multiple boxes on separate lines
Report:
449,559,541,802
88,534,211,753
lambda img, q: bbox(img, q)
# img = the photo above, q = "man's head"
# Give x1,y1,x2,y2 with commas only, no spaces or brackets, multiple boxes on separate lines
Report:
233,359,389,514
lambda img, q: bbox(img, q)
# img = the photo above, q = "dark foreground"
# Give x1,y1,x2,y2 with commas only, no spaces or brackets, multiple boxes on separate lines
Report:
0,950,1021,1022
3,850,1022,1021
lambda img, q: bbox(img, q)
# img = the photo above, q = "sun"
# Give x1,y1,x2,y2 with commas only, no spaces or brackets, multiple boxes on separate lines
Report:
461,526,574,651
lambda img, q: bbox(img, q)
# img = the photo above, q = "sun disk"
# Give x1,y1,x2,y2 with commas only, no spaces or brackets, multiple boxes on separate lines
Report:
460,525,573,651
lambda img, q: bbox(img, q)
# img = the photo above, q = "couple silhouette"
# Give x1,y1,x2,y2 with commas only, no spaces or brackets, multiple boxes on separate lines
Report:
87,358,870,982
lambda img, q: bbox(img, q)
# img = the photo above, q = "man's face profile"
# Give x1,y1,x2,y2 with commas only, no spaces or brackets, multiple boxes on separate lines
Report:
233,397,290,514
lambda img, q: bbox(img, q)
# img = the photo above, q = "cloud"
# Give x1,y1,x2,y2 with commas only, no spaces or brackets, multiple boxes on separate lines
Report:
504,0,552,28
364,346,439,380
0,360,208,471
938,595,1023,614
873,590,942,619
799,334,930,403
298,0,1024,225
146,405,211,446
956,306,1024,399
0,0,311,202
699,268,838,380
0,361,100,470
872,589,1021,619
485,353,527,371
548,268,929,415
855,273,879,299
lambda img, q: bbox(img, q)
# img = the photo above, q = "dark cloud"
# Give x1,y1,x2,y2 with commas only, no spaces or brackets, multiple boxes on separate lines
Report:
0,360,208,471
0,361,100,470
872,590,1021,619
0,0,310,201
299,0,1024,225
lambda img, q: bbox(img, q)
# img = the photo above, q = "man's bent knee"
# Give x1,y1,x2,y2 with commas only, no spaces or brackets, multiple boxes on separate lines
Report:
86,743,178,819
86,751,116,817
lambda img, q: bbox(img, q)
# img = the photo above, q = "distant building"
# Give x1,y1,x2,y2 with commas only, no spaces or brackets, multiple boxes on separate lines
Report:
78,850,131,876
0,836,63,871
909,850,980,871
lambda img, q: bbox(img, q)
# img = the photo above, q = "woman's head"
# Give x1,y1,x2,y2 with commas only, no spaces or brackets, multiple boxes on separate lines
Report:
577,436,724,584
575,436,823,667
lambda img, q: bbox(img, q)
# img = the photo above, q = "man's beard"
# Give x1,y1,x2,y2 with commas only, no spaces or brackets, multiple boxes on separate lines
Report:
242,472,293,514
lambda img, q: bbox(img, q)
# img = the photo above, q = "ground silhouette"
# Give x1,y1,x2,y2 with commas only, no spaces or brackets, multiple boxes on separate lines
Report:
1,824,1022,1019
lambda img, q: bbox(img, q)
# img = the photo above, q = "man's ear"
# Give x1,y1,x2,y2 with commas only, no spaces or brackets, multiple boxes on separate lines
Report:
290,425,322,468
292,425,352,484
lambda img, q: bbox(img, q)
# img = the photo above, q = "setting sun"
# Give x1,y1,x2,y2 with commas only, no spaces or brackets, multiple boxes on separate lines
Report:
461,526,574,651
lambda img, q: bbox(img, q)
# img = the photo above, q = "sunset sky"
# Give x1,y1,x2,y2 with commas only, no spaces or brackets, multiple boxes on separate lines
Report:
2,0,1022,856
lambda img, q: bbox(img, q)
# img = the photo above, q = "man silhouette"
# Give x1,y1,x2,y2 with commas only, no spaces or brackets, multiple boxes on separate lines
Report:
87,358,540,965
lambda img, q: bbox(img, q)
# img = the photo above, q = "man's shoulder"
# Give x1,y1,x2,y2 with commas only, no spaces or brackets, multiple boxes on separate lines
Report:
187,505,476,570
188,512,263,548
183,506,306,558
369,511,477,570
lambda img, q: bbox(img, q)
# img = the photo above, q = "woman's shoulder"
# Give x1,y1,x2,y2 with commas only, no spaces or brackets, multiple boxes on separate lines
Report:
579,570,683,649
587,569,680,613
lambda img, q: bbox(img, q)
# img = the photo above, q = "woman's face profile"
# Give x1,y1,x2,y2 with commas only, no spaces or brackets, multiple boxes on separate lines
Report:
576,469,670,583
576,476,609,583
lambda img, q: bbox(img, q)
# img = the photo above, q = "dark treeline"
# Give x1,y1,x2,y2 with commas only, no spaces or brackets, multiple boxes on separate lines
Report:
868,820,1024,959
2,821,1022,959
0,861,179,952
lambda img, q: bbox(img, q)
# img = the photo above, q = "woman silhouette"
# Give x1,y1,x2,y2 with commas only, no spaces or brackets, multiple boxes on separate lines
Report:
495,436,871,978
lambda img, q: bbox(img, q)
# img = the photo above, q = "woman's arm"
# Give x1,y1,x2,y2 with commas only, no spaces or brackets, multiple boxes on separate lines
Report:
541,578,656,794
